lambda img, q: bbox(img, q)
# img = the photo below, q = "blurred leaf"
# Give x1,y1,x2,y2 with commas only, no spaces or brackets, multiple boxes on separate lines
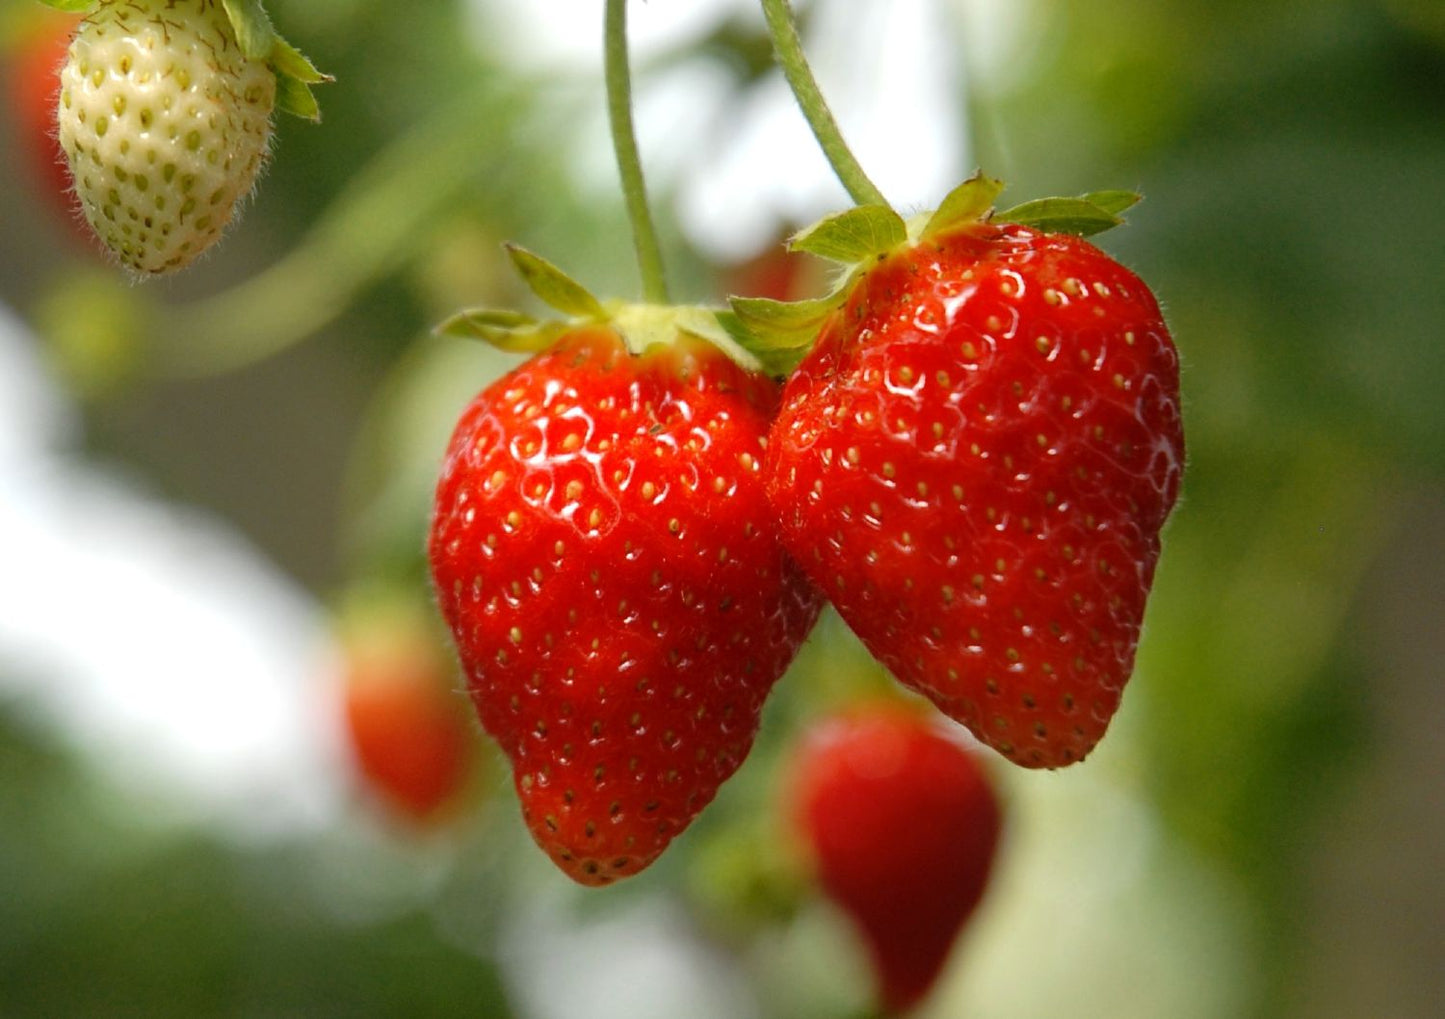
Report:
436,306,564,353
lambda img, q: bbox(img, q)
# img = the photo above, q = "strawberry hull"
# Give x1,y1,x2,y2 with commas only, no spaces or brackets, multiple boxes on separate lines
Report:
767,225,1183,768
430,328,822,883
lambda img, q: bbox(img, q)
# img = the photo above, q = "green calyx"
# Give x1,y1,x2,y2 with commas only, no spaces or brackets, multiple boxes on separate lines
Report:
437,244,765,374
727,172,1143,370
37,0,331,120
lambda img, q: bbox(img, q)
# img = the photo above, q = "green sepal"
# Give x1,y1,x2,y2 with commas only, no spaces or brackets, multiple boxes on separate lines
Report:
221,0,332,122
271,41,331,121
722,173,1145,372
271,36,331,84
220,0,275,60
273,73,318,121
625,305,763,374
788,204,906,264
994,194,1140,237
1081,190,1143,217
920,172,1005,240
35,1,93,13
716,311,810,377
505,244,607,320
434,307,566,353
729,290,843,351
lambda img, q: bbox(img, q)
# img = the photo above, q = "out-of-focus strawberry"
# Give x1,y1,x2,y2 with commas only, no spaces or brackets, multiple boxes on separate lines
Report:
789,705,1002,1013
340,596,476,824
7,11,81,226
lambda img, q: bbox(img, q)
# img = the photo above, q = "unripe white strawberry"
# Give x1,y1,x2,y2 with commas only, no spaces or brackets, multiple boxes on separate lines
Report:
57,0,276,275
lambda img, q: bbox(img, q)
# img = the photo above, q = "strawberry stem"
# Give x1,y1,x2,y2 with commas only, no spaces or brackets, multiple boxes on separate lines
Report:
759,0,891,210
604,0,670,305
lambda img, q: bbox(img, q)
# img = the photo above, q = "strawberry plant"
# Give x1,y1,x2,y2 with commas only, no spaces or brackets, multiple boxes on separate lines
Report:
728,0,1186,770
420,0,1182,890
424,2,824,885
16,0,1182,936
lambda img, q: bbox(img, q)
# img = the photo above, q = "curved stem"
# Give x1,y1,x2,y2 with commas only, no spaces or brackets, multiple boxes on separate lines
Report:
760,0,889,209
604,0,669,304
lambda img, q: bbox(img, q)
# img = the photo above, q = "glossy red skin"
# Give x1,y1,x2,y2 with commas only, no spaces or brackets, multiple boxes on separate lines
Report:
429,327,822,885
8,14,79,221
767,225,1184,768
791,708,1001,1014
344,638,473,823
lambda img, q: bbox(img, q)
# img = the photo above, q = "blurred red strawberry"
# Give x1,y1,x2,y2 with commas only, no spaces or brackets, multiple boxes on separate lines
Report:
789,705,1002,1013
340,597,476,824
7,12,80,225
721,233,824,303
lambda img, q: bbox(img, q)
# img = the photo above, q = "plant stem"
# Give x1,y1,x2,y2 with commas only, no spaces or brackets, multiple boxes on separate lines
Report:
760,0,889,209
604,0,669,305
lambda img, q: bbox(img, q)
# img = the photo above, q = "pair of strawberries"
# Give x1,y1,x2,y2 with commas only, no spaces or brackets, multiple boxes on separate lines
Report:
428,176,1185,890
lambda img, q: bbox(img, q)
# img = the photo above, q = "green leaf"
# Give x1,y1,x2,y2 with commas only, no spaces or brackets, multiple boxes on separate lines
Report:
994,197,1125,237
435,307,564,353
36,1,94,13
1082,190,1143,217
504,245,606,320
921,173,1005,239
789,204,906,264
220,0,277,62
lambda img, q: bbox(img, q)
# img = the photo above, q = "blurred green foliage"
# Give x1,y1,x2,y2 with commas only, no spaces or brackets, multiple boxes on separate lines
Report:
1,0,1442,1016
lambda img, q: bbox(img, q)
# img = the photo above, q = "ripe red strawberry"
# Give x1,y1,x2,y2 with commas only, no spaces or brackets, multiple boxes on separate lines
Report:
7,12,81,223
339,596,475,824
429,302,822,884
789,706,1002,1014
743,180,1184,768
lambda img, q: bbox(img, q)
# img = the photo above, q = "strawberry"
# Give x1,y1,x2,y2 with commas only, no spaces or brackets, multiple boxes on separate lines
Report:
789,706,1002,1014
721,234,822,304
429,252,823,884
54,0,328,275
339,593,475,824
7,12,81,224
735,178,1184,768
